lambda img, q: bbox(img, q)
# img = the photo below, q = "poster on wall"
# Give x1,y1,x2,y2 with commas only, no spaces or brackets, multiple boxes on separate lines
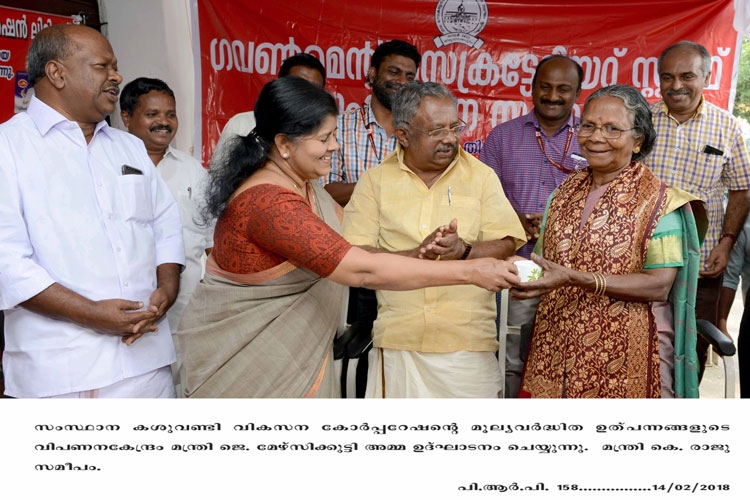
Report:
0,6,74,123
192,0,742,166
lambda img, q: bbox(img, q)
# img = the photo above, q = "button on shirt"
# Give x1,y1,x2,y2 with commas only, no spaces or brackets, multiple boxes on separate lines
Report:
480,110,586,258
648,99,750,266
0,96,185,397
343,146,526,353
157,146,215,330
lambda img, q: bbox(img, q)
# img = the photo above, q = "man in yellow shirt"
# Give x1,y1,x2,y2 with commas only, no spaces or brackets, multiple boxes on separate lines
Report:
343,81,525,397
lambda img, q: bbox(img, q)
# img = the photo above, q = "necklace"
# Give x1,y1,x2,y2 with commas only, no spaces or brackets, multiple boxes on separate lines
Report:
268,159,303,190
267,159,310,202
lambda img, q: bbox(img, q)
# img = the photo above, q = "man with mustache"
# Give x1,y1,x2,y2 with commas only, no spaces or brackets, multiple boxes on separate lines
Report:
324,39,421,206
343,82,526,397
324,40,421,395
0,25,184,398
479,55,586,397
120,77,214,336
648,41,750,380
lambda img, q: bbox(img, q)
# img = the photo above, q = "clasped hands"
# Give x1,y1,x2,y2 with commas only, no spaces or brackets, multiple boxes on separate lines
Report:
95,287,172,346
417,218,468,260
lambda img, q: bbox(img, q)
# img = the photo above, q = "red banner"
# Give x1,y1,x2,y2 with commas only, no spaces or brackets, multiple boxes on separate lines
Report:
0,6,74,123
194,0,740,165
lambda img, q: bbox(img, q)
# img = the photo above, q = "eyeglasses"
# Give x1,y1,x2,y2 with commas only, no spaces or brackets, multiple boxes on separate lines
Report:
575,123,635,139
405,120,467,139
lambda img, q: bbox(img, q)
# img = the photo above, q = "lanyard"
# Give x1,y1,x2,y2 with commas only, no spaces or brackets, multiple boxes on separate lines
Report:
360,103,382,162
535,126,574,174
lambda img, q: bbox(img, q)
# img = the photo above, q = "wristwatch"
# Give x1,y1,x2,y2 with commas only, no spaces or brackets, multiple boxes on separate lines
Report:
459,239,472,260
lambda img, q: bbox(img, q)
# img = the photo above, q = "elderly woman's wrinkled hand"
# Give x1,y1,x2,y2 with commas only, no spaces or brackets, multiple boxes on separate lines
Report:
510,253,570,299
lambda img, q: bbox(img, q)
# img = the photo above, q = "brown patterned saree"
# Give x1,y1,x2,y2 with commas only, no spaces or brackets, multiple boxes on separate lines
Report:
523,161,668,398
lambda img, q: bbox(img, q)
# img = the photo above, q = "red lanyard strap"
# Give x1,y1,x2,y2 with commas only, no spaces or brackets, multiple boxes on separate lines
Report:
360,103,381,163
535,126,574,174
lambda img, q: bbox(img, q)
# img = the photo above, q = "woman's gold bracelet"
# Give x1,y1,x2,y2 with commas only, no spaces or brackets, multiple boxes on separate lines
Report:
592,272,607,296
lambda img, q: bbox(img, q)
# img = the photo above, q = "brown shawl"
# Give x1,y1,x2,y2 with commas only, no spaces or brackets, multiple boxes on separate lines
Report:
523,161,667,398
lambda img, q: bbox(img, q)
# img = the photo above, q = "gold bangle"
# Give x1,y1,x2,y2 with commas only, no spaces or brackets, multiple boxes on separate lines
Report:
593,272,607,296
592,272,607,296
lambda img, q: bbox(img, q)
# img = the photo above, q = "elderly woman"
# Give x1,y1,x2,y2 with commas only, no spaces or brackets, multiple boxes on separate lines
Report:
175,76,519,398
512,84,706,398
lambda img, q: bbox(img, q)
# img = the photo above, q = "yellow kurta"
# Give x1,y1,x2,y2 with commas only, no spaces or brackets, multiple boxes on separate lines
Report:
343,146,526,353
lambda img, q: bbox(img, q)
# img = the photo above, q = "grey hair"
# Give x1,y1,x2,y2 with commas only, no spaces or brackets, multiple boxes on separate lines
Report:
392,81,457,130
26,25,77,85
583,84,655,162
658,41,711,77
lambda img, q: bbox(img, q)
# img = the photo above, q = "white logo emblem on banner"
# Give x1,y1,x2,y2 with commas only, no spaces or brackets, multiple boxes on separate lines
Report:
433,0,488,49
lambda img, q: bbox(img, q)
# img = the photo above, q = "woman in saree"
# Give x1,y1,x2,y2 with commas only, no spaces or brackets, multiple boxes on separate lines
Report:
512,84,706,398
175,77,520,398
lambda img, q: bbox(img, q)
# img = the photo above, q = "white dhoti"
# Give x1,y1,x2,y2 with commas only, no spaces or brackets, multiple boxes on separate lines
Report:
45,366,176,398
365,348,502,398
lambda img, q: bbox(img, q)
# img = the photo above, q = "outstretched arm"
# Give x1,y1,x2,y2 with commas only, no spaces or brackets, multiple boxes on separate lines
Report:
328,246,521,292
510,253,678,303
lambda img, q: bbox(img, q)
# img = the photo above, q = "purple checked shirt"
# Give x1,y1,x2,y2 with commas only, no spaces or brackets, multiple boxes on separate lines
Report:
479,110,587,258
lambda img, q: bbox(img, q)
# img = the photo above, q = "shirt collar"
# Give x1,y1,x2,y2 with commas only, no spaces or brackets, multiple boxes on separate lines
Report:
27,95,113,140
655,96,705,122
163,145,178,160
361,94,380,128
394,143,461,182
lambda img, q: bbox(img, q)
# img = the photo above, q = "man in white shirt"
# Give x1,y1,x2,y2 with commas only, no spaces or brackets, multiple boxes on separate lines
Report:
0,24,185,398
120,77,214,331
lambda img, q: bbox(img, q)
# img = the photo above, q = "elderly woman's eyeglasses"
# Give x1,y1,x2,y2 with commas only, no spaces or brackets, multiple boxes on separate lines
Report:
575,123,635,139
406,120,467,139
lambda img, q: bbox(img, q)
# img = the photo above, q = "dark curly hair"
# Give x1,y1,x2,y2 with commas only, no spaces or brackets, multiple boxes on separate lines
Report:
278,53,326,85
119,77,174,116
370,39,421,73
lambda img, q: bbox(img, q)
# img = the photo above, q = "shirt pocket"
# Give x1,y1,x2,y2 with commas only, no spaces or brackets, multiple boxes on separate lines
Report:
442,194,481,240
683,148,724,189
117,174,153,222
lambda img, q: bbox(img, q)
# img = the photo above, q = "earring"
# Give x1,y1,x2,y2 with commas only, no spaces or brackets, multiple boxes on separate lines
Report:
282,153,289,159
633,146,640,153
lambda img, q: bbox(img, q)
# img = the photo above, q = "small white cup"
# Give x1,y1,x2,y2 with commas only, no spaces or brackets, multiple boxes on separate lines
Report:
514,259,543,282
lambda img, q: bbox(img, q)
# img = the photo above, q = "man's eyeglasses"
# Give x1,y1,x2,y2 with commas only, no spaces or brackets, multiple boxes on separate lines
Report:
575,123,635,140
405,120,467,139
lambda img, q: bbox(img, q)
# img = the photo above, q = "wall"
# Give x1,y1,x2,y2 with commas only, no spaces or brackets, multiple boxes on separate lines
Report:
99,0,197,157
